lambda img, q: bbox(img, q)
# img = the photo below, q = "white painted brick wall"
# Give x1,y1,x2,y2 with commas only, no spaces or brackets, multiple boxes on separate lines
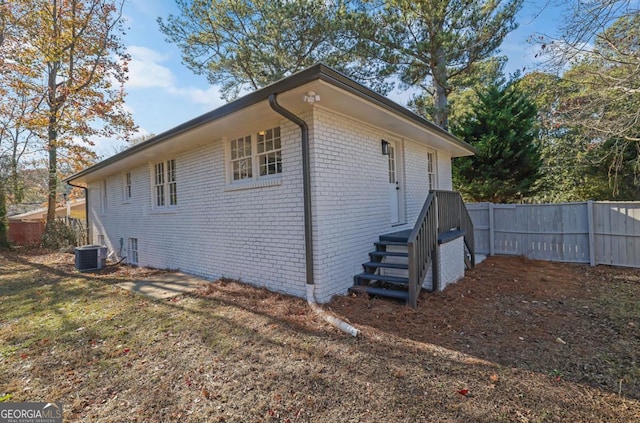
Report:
439,237,465,289
87,105,460,303
310,107,455,302
438,151,453,190
88,117,308,298
422,237,465,291
404,140,434,222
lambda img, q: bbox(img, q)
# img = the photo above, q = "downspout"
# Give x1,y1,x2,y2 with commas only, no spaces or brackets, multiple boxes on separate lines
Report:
268,93,359,337
67,181,89,244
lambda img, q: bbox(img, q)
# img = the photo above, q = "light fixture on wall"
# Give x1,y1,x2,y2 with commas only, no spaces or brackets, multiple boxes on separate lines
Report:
303,91,320,104
381,139,390,155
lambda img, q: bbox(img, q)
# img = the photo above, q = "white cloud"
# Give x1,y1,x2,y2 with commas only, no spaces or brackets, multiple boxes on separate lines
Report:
125,45,224,110
169,86,225,109
91,126,154,159
126,45,174,89
120,102,135,116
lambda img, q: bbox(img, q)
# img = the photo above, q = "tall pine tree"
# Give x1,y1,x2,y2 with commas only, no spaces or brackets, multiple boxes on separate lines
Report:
452,79,541,203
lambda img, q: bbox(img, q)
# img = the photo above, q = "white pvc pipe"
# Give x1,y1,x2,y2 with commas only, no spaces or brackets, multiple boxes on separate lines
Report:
306,284,359,337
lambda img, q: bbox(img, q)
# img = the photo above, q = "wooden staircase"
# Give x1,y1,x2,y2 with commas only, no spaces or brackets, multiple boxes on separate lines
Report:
351,231,412,302
350,191,475,307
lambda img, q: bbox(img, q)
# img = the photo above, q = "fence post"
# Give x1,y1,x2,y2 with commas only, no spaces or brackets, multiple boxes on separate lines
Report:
587,200,596,266
489,202,494,256
433,195,440,291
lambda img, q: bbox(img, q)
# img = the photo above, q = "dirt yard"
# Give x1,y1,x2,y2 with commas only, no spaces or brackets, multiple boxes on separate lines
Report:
332,255,640,401
0,250,638,422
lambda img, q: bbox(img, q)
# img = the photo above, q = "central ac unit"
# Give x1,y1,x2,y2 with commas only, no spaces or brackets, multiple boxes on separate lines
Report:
75,245,107,272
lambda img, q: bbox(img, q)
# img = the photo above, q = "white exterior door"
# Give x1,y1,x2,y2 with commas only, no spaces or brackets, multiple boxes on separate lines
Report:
387,140,400,223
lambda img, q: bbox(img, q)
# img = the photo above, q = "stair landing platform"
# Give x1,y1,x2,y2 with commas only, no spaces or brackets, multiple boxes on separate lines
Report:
379,229,411,242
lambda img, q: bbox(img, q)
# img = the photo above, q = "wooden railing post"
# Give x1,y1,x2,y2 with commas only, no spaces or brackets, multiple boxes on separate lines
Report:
407,240,417,308
432,195,440,291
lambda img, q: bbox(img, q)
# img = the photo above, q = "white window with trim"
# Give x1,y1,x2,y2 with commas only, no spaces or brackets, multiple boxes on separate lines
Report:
427,151,437,190
128,238,138,265
152,159,177,208
229,127,282,183
123,172,132,201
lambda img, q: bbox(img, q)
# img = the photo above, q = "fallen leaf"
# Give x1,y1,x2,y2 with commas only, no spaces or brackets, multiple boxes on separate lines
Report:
490,374,499,383
457,388,469,397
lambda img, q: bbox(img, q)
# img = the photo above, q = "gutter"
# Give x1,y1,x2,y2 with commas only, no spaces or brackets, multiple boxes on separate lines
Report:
268,93,359,337
66,181,90,244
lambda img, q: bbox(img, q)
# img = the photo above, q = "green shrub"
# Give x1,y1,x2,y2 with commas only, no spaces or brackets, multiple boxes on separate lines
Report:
41,219,79,250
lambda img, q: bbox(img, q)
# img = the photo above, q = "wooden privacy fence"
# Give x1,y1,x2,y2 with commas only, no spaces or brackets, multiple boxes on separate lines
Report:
8,221,45,245
466,201,640,268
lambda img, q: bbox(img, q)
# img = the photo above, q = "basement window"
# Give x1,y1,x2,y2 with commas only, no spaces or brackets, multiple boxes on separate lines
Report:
128,238,138,266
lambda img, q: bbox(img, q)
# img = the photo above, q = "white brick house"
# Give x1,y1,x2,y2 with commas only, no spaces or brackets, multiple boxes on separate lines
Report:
66,64,476,305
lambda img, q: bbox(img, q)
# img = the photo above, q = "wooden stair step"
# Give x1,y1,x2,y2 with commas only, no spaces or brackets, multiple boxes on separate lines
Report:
378,230,412,243
350,285,409,301
354,273,409,286
375,241,408,248
369,251,408,258
363,261,408,270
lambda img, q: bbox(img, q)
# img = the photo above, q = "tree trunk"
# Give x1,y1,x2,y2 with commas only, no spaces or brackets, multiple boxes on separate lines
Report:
0,180,9,249
432,46,449,130
44,96,59,248
44,56,60,247
46,145,57,217
45,120,58,237
11,139,23,203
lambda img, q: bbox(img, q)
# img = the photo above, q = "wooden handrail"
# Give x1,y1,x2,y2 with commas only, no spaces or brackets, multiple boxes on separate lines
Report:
407,192,437,308
406,190,475,308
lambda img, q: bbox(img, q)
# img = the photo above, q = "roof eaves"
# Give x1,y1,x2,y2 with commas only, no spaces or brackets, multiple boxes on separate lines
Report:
65,63,475,183
314,66,478,155
64,64,327,183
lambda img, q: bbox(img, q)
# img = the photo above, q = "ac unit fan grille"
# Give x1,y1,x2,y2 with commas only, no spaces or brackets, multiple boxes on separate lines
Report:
75,245,107,272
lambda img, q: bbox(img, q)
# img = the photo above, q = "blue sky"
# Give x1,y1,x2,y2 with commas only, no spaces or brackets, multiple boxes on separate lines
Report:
100,0,566,157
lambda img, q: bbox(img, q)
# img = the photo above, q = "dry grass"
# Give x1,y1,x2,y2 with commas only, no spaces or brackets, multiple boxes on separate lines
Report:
1,250,639,422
